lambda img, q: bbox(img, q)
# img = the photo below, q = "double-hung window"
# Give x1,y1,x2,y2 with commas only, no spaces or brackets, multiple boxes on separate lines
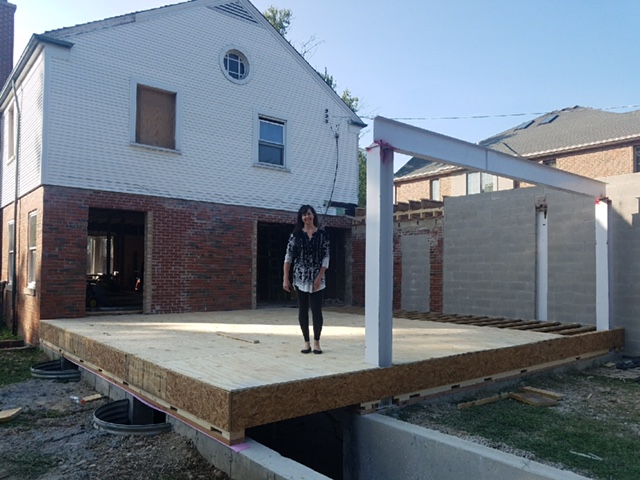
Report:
467,172,495,195
258,116,285,166
8,221,14,286
28,212,37,287
135,83,178,150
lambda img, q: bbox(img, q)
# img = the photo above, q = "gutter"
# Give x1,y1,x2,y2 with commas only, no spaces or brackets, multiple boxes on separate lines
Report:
10,79,19,335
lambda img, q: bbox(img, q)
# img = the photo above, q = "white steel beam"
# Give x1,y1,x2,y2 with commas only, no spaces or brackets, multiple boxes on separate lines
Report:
373,116,606,198
595,199,610,330
364,143,394,367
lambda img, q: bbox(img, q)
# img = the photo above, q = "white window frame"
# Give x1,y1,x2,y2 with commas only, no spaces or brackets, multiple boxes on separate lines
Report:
254,111,289,169
27,211,37,288
7,221,14,288
467,172,495,195
430,178,440,201
219,45,252,85
129,78,182,152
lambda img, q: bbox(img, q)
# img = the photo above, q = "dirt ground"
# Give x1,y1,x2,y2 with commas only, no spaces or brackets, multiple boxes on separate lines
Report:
0,374,232,480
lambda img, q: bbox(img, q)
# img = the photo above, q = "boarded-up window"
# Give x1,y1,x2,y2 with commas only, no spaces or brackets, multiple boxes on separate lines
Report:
136,85,176,149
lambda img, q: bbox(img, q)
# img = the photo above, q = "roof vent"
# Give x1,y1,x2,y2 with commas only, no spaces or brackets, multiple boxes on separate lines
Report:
209,2,258,24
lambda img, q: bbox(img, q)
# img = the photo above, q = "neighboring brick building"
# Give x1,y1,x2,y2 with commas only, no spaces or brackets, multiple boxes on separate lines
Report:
394,106,640,202
0,0,365,343
0,0,15,86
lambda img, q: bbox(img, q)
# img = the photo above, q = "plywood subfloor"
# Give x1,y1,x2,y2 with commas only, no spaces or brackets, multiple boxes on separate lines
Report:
40,308,623,444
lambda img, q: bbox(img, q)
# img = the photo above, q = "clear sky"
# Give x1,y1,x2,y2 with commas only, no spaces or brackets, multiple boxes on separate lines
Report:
10,0,640,171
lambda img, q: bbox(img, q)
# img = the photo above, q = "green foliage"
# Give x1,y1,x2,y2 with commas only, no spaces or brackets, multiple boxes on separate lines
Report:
394,370,640,480
341,88,360,114
320,67,336,91
358,149,366,207
0,348,49,387
0,325,19,340
263,6,292,36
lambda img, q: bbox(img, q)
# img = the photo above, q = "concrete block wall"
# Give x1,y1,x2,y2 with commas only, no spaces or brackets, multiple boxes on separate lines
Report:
546,190,596,324
607,173,640,354
401,233,430,311
443,187,596,324
444,188,537,319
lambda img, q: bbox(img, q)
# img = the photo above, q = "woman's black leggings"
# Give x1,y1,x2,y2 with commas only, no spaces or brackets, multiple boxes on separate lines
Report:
297,290,324,342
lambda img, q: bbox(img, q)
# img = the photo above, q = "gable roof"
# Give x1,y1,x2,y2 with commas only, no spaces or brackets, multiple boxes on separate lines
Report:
2,0,366,128
394,158,459,181
479,106,640,158
395,105,640,181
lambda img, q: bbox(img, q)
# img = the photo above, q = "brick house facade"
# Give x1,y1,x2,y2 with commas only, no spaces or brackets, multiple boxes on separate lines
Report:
0,0,364,343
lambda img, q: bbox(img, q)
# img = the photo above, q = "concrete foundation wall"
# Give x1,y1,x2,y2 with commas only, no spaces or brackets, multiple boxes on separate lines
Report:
443,187,596,325
344,413,589,480
607,174,640,354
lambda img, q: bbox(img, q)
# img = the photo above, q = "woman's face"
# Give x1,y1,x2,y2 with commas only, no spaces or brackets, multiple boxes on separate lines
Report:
302,209,315,225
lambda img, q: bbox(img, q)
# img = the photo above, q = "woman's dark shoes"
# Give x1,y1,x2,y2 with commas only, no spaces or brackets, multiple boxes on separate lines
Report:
313,349,323,355
301,348,312,354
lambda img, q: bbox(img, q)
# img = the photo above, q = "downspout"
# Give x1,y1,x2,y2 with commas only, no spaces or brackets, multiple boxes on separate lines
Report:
10,79,20,336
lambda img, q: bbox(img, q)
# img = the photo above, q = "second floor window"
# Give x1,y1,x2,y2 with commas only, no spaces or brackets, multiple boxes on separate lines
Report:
258,117,285,166
634,146,640,173
467,172,495,195
135,84,176,150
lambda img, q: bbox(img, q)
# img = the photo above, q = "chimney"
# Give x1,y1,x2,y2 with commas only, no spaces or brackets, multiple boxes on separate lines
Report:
0,0,17,87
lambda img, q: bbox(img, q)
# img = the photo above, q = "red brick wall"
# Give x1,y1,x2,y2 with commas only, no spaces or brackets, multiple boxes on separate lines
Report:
429,222,443,312
351,223,365,306
351,216,443,312
2,188,44,342
5,185,353,343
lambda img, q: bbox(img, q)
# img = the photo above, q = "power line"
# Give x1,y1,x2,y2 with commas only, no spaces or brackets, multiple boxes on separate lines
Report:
356,104,640,122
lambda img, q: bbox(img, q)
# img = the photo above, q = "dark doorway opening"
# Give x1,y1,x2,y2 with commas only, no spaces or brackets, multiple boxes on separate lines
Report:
247,409,347,479
257,223,347,307
86,208,145,312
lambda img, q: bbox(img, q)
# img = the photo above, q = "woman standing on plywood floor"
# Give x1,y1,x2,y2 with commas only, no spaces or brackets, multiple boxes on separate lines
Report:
283,205,330,355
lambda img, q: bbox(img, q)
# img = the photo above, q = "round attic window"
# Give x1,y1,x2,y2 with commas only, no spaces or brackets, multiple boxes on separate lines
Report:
220,48,250,84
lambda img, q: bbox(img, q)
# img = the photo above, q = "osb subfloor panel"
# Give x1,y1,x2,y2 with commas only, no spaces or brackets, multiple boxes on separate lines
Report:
39,308,623,444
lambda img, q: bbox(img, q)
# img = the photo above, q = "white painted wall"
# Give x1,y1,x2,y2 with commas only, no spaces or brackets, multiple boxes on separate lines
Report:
6,1,361,213
1,52,44,206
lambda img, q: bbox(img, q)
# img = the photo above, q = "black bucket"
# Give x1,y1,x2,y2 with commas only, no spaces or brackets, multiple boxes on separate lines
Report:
94,398,172,436
30,358,81,381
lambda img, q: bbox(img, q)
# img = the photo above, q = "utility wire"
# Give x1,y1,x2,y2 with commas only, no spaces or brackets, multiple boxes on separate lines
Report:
345,104,640,122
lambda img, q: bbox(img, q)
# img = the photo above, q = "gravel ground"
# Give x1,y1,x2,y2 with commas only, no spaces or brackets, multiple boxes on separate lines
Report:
0,375,232,480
